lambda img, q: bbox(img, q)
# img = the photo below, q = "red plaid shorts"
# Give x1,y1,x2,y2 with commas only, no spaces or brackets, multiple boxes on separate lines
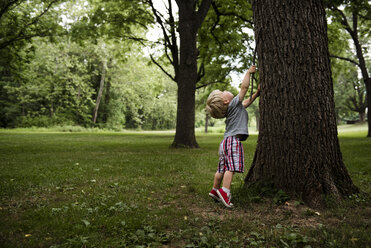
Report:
218,136,244,173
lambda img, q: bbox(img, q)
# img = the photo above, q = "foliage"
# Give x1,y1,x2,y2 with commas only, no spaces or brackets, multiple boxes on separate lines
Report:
197,0,254,89
0,35,176,129
0,0,369,133
0,0,65,50
0,0,176,130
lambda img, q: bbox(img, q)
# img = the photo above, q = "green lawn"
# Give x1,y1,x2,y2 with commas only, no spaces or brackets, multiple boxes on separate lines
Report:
0,125,370,247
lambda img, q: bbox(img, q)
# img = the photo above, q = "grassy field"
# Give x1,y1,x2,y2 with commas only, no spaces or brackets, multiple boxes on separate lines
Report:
0,125,370,247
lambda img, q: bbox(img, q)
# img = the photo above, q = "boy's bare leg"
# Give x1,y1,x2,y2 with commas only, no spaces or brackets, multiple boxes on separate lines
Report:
213,172,224,189
222,171,234,190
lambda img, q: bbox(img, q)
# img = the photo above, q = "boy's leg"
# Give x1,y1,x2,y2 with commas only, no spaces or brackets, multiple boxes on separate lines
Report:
222,171,234,190
213,172,224,189
217,170,234,208
209,172,224,202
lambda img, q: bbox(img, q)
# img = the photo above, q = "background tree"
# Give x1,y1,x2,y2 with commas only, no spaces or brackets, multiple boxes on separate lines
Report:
145,0,213,148
245,0,359,207
146,0,260,146
326,0,371,136
328,19,367,122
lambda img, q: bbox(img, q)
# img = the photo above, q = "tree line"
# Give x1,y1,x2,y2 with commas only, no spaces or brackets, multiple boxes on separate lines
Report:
0,0,369,138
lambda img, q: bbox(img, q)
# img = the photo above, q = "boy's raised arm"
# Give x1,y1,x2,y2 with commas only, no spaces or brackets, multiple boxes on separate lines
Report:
238,65,256,101
243,84,261,108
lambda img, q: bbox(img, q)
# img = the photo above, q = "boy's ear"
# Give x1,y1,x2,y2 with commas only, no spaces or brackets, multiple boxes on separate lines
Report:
224,99,230,105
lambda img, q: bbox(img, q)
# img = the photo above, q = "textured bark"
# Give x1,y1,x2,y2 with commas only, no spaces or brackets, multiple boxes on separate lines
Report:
245,0,358,207
171,0,211,148
171,1,198,148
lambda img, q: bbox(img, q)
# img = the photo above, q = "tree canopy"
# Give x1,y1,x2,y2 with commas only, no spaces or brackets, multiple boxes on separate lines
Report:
0,0,368,136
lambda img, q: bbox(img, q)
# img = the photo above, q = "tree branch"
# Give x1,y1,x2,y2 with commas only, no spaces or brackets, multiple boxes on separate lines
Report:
195,0,212,29
197,63,205,82
147,0,172,49
196,81,218,89
146,0,178,70
211,1,253,26
329,54,360,67
22,0,60,31
0,0,61,49
0,31,53,50
331,6,355,39
196,66,236,89
149,54,176,82
209,2,222,45
167,0,178,67
0,0,19,20
209,1,253,45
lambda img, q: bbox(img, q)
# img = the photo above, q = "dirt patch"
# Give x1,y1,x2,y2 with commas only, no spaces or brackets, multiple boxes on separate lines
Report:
188,199,323,230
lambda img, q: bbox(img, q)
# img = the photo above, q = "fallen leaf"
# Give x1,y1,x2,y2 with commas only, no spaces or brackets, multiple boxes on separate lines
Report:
82,219,90,226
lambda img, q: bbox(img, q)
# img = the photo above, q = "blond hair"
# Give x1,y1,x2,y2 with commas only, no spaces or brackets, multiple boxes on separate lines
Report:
206,90,228,118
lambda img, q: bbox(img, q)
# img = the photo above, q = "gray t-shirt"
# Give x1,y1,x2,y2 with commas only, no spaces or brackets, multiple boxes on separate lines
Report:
224,95,249,141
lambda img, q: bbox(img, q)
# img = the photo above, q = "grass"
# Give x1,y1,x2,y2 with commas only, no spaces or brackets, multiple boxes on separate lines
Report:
0,124,370,247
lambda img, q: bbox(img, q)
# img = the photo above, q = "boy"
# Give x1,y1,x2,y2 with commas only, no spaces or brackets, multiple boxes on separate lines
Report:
205,65,260,208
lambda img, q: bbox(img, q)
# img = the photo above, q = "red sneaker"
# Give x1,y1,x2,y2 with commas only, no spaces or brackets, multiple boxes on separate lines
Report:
209,189,220,202
217,188,233,208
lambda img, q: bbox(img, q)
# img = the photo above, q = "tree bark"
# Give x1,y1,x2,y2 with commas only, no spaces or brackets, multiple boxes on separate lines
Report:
92,61,106,124
245,0,358,207
171,0,211,148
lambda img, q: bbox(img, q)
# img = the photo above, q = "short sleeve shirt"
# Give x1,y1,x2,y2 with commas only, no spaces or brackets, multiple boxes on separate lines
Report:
224,95,249,140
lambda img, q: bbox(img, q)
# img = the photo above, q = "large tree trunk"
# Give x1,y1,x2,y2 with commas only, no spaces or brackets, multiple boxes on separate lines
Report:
171,0,211,148
245,0,358,207
171,2,198,148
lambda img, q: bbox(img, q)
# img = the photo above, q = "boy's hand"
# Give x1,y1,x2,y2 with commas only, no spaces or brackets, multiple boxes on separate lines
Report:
248,65,256,74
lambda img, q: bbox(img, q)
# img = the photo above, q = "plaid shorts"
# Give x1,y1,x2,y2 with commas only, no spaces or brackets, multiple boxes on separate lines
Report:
218,136,245,173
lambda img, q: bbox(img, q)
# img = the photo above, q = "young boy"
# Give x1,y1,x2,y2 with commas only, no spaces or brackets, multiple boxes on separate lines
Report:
205,65,260,208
